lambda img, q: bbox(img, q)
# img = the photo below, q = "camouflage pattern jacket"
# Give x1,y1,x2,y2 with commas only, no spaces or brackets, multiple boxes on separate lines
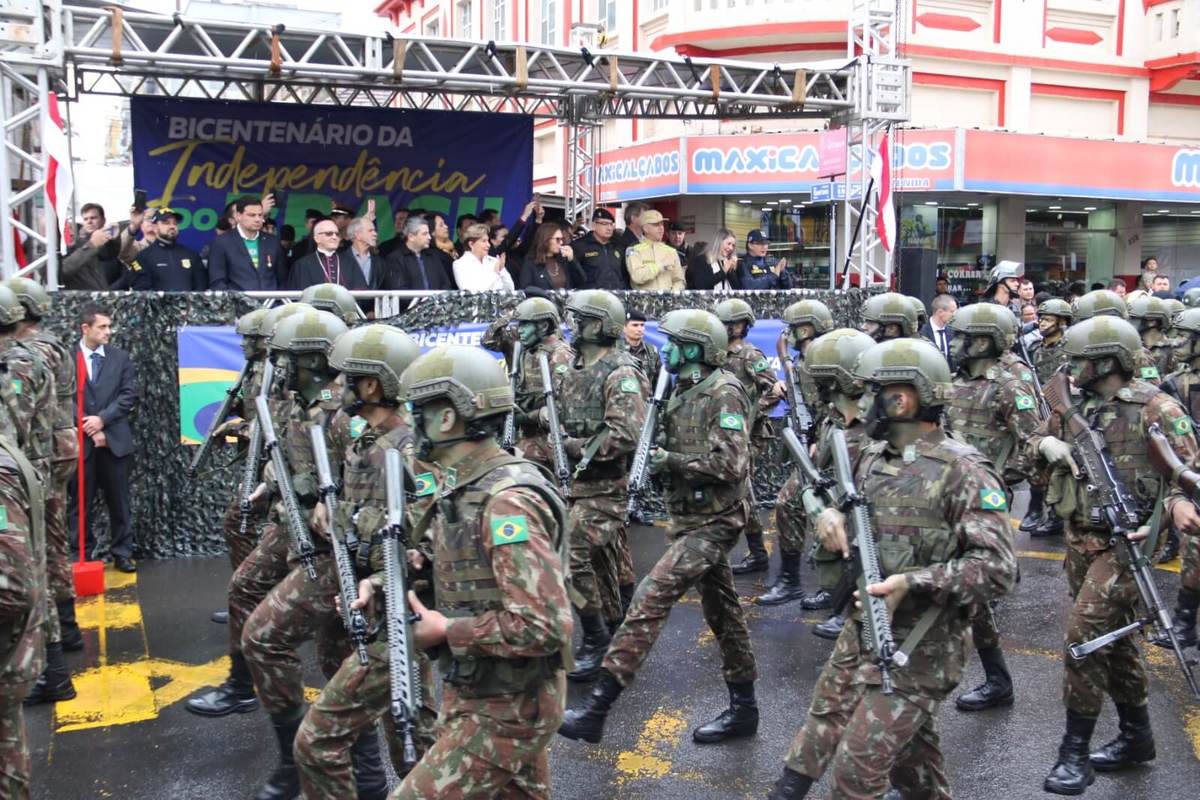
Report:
1030,334,1068,385
0,436,45,692
724,339,782,435
0,337,53,477
944,351,1041,487
22,327,78,465
618,337,661,391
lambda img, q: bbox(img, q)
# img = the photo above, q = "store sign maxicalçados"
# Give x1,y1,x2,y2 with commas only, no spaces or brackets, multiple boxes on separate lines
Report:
596,138,684,202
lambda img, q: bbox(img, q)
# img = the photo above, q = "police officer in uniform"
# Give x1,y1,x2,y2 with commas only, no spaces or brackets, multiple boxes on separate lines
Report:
736,230,792,290
618,309,661,391
128,208,208,291
572,208,628,290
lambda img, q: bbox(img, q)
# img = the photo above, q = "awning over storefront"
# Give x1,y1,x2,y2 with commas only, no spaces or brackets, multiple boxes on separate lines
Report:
596,128,1200,205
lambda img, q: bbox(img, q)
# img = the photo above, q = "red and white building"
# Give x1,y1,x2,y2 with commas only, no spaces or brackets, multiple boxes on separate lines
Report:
375,0,1200,290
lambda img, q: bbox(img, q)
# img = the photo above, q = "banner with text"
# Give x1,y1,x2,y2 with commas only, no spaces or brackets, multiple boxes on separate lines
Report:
133,98,533,250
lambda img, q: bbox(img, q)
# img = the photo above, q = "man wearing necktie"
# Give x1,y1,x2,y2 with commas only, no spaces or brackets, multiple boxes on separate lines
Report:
381,216,451,309
68,304,138,573
920,293,959,366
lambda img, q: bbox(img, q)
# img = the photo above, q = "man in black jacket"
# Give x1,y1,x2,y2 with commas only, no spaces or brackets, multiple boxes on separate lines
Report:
572,208,628,289
614,201,648,257
381,216,452,309
67,304,138,573
286,218,369,291
128,208,208,291
207,196,288,290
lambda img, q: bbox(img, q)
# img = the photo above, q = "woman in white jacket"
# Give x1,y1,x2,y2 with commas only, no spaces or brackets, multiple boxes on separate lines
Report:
452,223,514,291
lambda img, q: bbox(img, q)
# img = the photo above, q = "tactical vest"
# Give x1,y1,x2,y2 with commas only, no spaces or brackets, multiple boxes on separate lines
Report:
0,345,50,472
946,367,1013,474
337,416,410,572
1173,369,1200,421
1033,337,1068,384
428,450,567,697
0,435,46,686
559,349,641,480
663,369,750,514
1074,381,1162,529
26,332,78,463
725,341,765,425
516,338,570,422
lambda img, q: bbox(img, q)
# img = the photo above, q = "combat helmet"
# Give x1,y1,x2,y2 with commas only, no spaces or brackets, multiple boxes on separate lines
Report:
804,329,875,395
947,302,1018,353
1171,309,1200,361
782,299,834,335
1061,316,1143,373
258,302,314,340
565,289,625,339
1174,308,1200,336
1072,290,1128,321
1128,295,1173,330
0,286,25,326
659,309,728,366
300,283,360,325
236,308,269,338
1183,288,1200,309
401,345,513,420
269,309,349,355
906,296,929,329
853,338,953,407
515,296,562,326
3,277,51,319
862,292,920,338
328,324,421,401
1164,298,1185,321
1037,298,1074,323
986,260,1024,291
714,298,756,331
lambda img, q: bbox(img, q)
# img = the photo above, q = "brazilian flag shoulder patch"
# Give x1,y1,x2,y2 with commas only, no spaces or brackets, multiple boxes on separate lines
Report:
719,412,745,430
320,389,334,401
10,379,21,395
752,358,770,373
491,515,529,546
980,488,1008,511
555,363,568,374
349,416,366,439
1140,366,1160,380
0,507,6,530
1014,394,1035,411
619,377,639,393
1021,371,1033,381
413,472,436,497
1173,416,1193,436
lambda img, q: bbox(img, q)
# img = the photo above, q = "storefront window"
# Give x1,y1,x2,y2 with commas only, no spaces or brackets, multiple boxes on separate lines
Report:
1024,210,1098,289
1141,215,1200,283
899,203,993,302
722,199,831,288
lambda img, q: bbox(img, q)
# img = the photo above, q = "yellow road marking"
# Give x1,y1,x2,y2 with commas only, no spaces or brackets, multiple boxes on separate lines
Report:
1015,548,1181,574
613,707,703,784
75,598,144,631
1185,708,1200,761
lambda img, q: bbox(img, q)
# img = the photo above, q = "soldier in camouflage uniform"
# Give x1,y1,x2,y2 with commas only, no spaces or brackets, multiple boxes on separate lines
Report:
1153,307,1200,651
1019,298,1073,538
716,299,785,576
1030,316,1200,794
1072,289,1163,384
299,282,363,325
560,310,760,747
756,299,834,608
558,290,648,681
483,296,574,470
294,324,434,800
1128,295,1178,377
984,260,1026,317
0,433,46,800
861,292,921,344
940,304,1040,714
619,308,661,390
767,338,1018,800
390,345,572,799
186,303,316,721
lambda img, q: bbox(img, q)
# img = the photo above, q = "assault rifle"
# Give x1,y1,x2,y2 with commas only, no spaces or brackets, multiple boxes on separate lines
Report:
238,359,274,541
383,448,422,768
311,425,370,666
626,368,672,522
500,340,523,452
828,427,908,694
537,351,571,495
1043,373,1200,699
1014,331,1050,419
777,331,813,442
254,394,318,580
1149,423,1200,506
188,360,250,477
781,427,840,564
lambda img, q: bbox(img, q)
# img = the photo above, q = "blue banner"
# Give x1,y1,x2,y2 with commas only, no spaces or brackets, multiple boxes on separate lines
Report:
133,98,533,251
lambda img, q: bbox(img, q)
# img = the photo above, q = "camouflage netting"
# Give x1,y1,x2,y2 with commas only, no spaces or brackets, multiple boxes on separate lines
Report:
46,288,865,559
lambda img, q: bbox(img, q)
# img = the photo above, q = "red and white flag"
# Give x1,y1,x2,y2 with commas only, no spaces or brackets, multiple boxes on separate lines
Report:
42,90,74,254
871,131,896,253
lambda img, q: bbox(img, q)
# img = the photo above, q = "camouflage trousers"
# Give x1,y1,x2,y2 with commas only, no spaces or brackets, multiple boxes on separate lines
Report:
42,462,76,645
1063,545,1148,717
741,440,769,549
774,472,805,557
242,551,348,715
227,520,289,656
1181,533,1200,592
295,641,438,799
391,674,566,800
969,603,1002,652
784,622,950,800
603,512,757,687
0,687,32,800
221,488,265,572
567,494,626,620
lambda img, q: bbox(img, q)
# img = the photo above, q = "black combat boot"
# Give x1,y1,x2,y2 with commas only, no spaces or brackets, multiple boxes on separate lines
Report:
57,599,83,652
558,668,623,743
1043,710,1097,795
186,652,259,716
756,554,806,606
1020,487,1046,533
955,645,1014,711
693,681,759,743
1089,704,1155,772
800,588,832,611
1151,588,1199,650
255,709,304,800
1158,530,1181,563
766,768,813,800
568,613,612,683
351,728,389,800
23,642,76,705
1033,508,1065,538
813,613,845,640
732,530,770,575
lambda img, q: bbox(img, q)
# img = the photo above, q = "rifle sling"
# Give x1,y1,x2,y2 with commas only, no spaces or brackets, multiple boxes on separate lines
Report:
896,605,944,663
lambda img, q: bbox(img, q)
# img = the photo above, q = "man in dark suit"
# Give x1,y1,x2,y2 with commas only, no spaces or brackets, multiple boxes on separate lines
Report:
68,304,138,572
920,292,958,365
381,216,452,309
286,218,370,291
615,200,648,257
207,196,288,290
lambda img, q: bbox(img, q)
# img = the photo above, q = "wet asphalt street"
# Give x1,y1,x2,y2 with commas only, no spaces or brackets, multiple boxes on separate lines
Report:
26,503,1200,800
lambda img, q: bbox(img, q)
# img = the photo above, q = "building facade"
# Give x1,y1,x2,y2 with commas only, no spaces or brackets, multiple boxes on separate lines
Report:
375,0,1200,291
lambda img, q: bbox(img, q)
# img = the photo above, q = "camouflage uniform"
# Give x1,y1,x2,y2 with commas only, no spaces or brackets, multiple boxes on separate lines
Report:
782,428,1017,798
391,444,572,799
219,356,268,570
1164,366,1200,595
0,436,46,800
1031,334,1068,385
618,337,661,391
805,411,869,596
0,338,53,479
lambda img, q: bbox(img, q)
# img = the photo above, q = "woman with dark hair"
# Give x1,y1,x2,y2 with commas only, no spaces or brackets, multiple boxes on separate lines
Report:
517,222,585,290
423,211,457,288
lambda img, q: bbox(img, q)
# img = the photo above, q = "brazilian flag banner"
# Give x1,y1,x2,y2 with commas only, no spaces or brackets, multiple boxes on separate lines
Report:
178,326,244,444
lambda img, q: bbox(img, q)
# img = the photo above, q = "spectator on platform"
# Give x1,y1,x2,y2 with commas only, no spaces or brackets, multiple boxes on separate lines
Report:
1106,279,1127,298
488,224,509,256
380,216,452,301
207,196,288,291
453,213,479,257
344,217,385,289
279,225,296,256
330,204,355,247
669,221,689,264
126,208,208,291
479,208,501,226
61,203,141,291
135,215,157,252
287,218,369,291
453,223,513,292
686,228,739,291
426,211,458,288
736,230,792,290
626,211,685,292
517,222,585,291
378,208,410,258
571,208,628,290
200,201,237,268
498,198,545,265
616,201,649,255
